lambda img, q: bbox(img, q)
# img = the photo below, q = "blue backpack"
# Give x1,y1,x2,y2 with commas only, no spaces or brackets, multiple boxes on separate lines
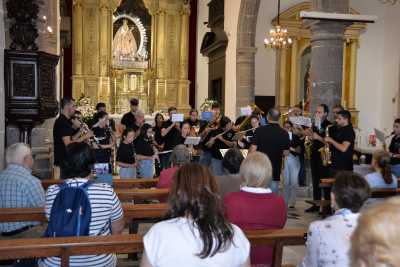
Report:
44,181,93,237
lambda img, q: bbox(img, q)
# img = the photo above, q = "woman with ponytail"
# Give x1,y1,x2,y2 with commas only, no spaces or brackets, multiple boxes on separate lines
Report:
365,150,398,189
140,163,250,267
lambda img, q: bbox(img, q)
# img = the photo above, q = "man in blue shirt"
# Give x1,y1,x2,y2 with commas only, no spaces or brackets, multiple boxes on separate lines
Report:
0,143,45,238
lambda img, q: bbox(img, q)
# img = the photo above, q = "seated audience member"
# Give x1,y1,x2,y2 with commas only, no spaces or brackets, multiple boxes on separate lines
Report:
0,143,45,238
300,171,370,267
365,150,397,189
351,197,400,267
40,142,124,267
140,163,250,267
157,145,190,189
224,152,286,266
216,148,244,199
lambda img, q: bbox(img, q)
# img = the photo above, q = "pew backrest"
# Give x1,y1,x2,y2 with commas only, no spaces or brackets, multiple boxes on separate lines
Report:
41,178,159,190
0,228,307,267
115,188,169,202
0,203,169,223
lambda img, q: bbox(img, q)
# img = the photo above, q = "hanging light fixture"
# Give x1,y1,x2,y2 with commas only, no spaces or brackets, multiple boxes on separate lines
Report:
264,0,292,49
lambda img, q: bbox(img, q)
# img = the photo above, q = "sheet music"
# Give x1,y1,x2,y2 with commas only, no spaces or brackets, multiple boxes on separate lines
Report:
171,113,184,122
289,116,312,128
184,137,201,145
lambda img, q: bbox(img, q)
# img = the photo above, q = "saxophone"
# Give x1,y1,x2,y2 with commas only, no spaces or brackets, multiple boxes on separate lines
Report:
319,124,334,167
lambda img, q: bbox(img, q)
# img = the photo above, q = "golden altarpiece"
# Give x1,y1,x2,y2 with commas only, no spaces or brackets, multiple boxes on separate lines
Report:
274,2,367,126
71,0,191,114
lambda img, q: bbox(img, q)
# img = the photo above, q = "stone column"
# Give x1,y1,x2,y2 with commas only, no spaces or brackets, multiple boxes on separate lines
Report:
0,0,5,169
72,0,84,98
177,3,191,112
310,21,348,115
236,47,257,113
290,39,298,106
348,39,358,110
279,49,288,107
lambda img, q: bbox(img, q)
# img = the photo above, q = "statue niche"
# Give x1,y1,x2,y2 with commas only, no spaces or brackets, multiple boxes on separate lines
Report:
113,19,138,61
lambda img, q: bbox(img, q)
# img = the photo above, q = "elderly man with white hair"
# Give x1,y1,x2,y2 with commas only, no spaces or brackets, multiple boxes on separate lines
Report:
0,143,45,238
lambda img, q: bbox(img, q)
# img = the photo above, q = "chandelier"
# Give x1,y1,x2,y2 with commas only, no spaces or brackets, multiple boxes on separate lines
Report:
264,0,292,49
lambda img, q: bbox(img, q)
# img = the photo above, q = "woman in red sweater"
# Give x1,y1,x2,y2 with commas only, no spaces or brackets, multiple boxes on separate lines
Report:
224,152,287,266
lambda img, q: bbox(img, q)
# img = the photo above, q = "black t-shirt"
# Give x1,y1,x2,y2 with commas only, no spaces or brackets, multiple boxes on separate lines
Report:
162,120,181,151
330,124,355,171
53,114,74,166
92,127,112,163
209,129,235,160
121,112,136,130
116,142,135,164
153,125,164,146
252,124,290,181
311,119,332,155
134,135,154,156
289,132,304,156
389,135,400,165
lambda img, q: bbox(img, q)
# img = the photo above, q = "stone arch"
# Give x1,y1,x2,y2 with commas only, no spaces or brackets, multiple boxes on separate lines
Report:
236,0,260,114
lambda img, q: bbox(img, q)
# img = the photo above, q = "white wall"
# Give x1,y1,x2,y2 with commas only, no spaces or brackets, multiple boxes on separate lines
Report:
252,0,400,135
352,0,400,135
224,0,241,119
195,0,209,110
254,0,303,97
0,0,5,169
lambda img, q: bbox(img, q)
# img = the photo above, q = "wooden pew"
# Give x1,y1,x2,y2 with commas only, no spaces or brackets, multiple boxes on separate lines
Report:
41,178,159,190
115,188,169,202
245,228,306,267
0,203,168,223
0,228,307,267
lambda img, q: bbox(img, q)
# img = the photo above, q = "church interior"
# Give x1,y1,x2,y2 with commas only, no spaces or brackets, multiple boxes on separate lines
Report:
1,0,400,266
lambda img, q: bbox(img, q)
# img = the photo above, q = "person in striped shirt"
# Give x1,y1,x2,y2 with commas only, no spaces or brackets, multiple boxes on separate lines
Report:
39,142,124,267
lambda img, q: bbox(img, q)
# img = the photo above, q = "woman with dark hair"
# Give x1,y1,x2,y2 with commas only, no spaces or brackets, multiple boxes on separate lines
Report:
300,171,370,267
41,142,124,267
153,113,165,152
135,124,156,178
116,128,137,179
389,118,400,177
365,150,397,189
140,163,250,267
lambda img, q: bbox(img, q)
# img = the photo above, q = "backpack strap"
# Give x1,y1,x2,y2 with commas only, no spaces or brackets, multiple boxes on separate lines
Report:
80,179,94,191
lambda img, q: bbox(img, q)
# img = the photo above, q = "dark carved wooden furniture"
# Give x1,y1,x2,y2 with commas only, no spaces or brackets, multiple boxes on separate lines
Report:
4,50,59,143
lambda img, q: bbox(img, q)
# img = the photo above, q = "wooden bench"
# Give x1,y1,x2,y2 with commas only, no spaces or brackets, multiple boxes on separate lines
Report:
0,203,168,223
41,178,159,190
114,188,169,202
0,228,307,267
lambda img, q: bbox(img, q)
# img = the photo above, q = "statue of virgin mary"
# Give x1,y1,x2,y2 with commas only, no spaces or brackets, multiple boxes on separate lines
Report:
113,19,138,60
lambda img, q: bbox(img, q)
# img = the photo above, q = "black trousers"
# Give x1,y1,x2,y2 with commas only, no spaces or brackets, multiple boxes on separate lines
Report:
310,151,330,201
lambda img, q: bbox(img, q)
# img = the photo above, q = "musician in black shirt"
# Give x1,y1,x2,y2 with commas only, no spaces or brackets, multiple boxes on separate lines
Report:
120,98,139,130
184,109,201,128
117,128,137,179
199,103,221,167
325,110,355,172
389,118,400,177
249,108,290,193
306,104,332,212
92,111,114,184
53,98,93,179
135,124,156,178
153,113,165,152
160,107,181,170
206,116,236,176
